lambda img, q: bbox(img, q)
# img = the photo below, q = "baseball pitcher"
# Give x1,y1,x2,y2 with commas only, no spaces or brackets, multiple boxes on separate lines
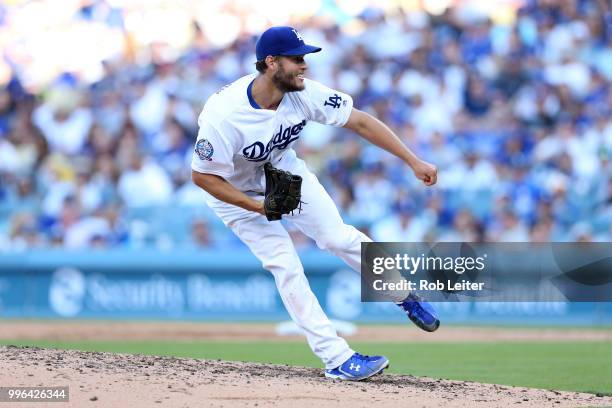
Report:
191,26,439,381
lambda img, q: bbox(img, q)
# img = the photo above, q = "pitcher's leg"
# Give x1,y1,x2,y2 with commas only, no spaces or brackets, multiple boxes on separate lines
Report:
226,211,354,369
289,170,369,269
288,169,409,302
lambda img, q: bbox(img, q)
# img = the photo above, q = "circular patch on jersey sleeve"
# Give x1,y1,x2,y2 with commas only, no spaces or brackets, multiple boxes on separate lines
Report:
195,139,214,161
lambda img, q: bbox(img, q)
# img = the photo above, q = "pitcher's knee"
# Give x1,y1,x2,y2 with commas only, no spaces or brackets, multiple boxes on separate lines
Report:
316,225,361,252
263,254,304,283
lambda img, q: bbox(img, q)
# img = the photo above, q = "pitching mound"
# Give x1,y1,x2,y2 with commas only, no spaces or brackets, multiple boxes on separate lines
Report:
1,346,610,408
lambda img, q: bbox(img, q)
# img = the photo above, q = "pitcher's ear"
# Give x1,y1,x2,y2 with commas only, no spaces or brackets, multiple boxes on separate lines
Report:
265,55,278,69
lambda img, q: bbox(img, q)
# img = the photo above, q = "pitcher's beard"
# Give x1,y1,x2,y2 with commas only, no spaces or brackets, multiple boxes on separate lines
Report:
272,65,304,92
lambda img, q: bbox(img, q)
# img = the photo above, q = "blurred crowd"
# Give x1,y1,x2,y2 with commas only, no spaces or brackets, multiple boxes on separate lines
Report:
0,0,611,250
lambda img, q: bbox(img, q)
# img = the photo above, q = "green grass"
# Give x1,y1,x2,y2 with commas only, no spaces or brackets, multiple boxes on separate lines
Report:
1,339,610,395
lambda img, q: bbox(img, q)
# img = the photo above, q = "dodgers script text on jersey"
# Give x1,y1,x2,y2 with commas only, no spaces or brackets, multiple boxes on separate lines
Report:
242,120,307,162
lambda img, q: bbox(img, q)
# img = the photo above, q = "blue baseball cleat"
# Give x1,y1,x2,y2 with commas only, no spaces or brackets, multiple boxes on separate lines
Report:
397,293,440,332
324,352,389,381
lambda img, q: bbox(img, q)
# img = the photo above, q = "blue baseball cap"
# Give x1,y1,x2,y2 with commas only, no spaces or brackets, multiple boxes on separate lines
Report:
256,26,322,61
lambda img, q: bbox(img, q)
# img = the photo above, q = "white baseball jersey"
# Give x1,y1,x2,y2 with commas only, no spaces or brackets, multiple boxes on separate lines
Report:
191,73,353,192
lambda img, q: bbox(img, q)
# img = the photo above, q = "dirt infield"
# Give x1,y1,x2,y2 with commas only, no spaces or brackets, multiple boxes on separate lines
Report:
2,320,612,342
1,322,611,407
1,345,611,408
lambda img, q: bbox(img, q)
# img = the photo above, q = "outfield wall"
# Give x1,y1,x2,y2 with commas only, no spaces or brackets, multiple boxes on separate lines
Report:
0,250,610,325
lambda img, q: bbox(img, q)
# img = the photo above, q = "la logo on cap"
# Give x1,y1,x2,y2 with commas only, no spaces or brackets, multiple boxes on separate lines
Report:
292,29,304,42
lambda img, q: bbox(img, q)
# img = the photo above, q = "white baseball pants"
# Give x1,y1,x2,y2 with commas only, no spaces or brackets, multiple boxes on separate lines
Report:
206,156,371,369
